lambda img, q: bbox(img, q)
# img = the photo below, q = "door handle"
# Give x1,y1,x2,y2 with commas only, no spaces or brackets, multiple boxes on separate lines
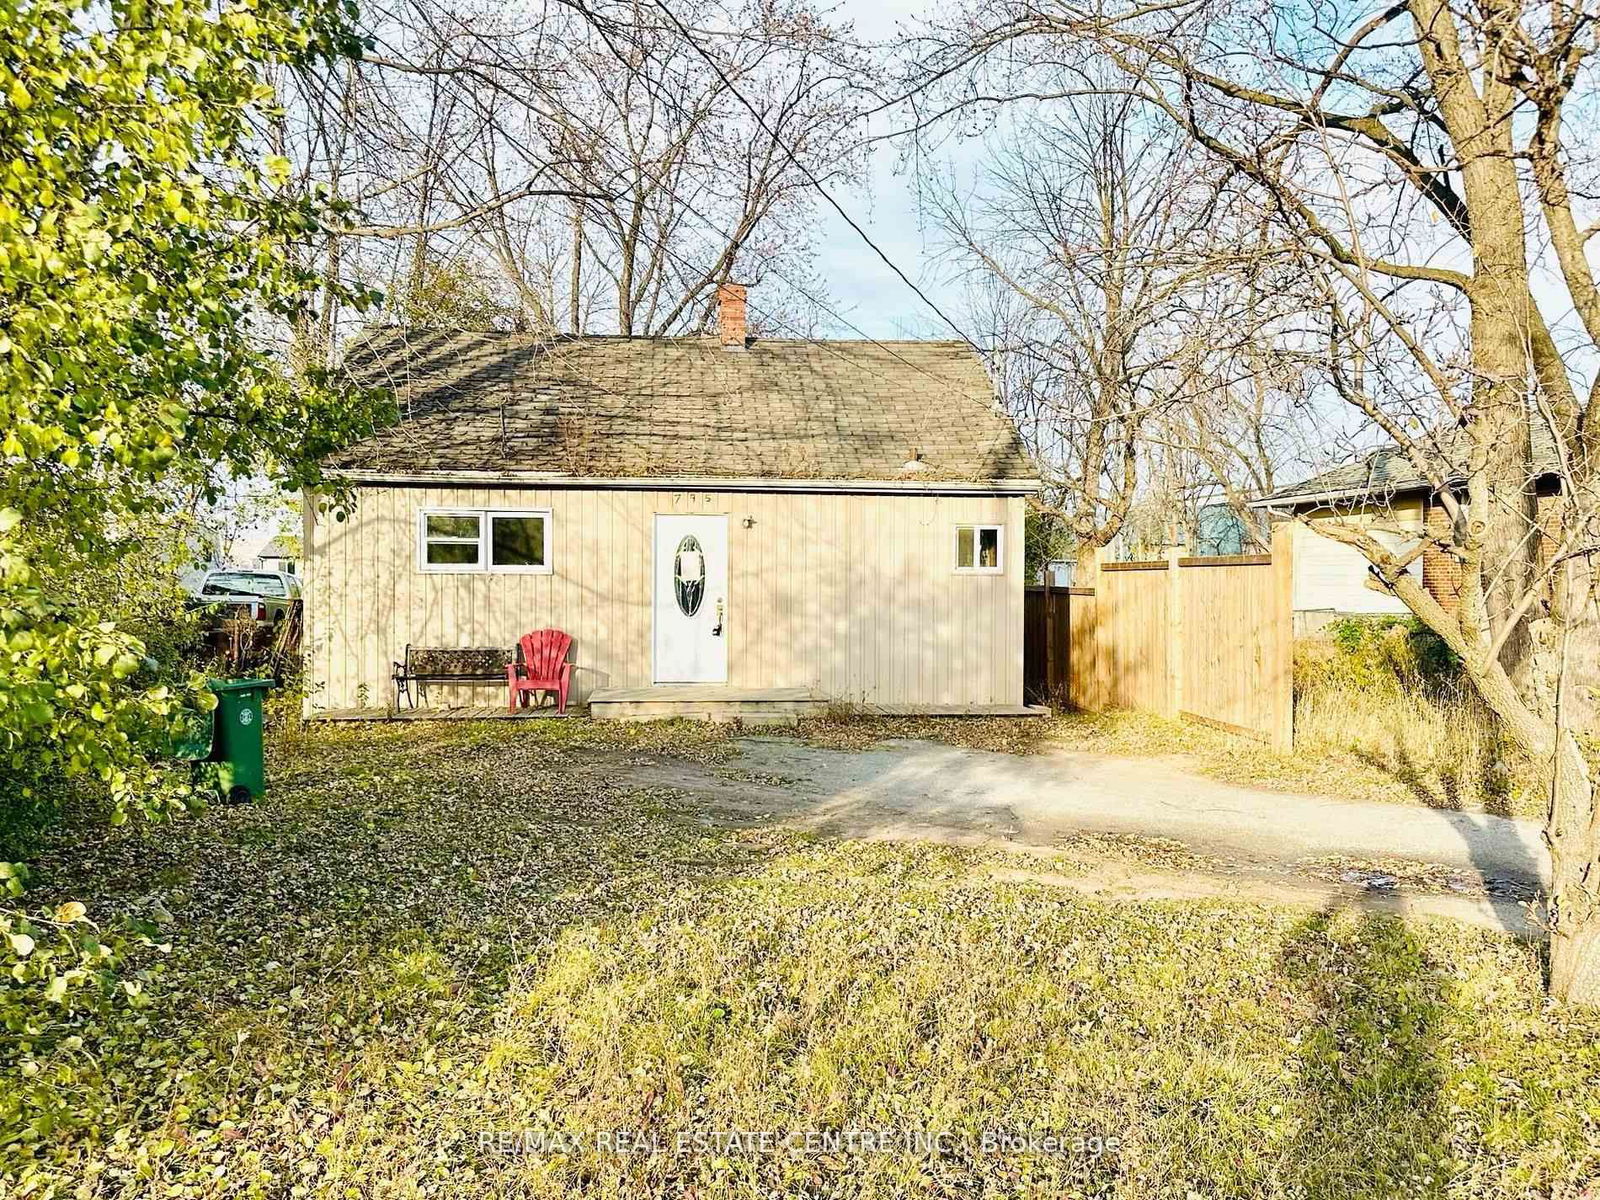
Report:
712,597,724,637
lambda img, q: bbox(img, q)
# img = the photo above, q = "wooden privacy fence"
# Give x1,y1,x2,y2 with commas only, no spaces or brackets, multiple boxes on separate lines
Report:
1025,526,1294,749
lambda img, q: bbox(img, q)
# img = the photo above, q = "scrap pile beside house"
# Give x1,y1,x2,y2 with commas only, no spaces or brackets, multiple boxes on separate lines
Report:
303,285,1041,722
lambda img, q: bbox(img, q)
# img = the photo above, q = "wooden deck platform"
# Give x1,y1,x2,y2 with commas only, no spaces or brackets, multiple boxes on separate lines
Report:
588,685,824,726
307,696,1049,725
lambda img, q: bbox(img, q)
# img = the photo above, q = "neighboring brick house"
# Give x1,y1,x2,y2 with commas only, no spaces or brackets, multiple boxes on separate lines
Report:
1249,429,1563,623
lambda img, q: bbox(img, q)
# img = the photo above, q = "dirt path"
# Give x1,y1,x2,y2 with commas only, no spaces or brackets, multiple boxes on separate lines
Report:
627,735,1548,936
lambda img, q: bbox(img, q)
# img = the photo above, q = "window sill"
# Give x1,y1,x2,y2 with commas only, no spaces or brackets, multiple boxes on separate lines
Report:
417,565,555,575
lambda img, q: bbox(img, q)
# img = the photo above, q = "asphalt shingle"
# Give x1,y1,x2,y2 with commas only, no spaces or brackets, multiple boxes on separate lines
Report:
328,328,1035,484
1257,421,1563,504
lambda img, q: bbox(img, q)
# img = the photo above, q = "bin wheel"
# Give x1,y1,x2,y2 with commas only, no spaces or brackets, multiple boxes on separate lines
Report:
226,785,253,805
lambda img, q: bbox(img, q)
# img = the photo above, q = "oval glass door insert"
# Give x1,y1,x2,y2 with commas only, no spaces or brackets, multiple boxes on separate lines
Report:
674,535,706,616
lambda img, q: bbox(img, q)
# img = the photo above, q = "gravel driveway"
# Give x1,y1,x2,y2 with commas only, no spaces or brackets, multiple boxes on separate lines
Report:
630,735,1550,935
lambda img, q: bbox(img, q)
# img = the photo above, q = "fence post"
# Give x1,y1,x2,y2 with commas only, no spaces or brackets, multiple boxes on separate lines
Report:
1044,585,1057,704
1167,544,1184,719
1271,521,1295,751
1092,546,1111,709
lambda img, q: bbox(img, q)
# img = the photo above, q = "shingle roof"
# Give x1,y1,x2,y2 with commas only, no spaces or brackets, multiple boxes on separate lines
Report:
327,328,1035,485
1254,421,1563,506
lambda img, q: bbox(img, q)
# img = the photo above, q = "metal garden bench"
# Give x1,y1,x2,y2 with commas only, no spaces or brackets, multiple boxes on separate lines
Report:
392,645,515,709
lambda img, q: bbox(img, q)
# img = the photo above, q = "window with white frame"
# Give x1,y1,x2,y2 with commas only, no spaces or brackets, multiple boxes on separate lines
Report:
954,524,1003,574
418,509,551,573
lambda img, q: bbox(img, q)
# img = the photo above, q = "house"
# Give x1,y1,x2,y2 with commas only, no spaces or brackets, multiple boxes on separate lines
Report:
255,536,298,576
302,285,1040,719
1249,427,1562,628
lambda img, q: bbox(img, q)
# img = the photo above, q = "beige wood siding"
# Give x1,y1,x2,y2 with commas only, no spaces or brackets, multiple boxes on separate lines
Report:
1293,498,1424,614
303,486,1025,712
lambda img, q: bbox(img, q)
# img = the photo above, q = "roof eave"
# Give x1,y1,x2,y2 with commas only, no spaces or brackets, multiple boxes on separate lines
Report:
327,468,1041,496
1247,480,1434,510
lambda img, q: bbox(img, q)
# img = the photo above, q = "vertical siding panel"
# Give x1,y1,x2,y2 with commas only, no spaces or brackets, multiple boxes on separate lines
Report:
894,497,909,704
836,494,851,700
628,491,642,688
882,496,895,704
864,496,878,702
304,496,323,711
393,488,411,710
316,493,335,708
640,490,654,686
807,495,819,693
362,490,381,706
633,490,647,688
325,493,343,708
744,493,759,688
771,493,783,686
409,490,427,698
579,488,598,698
841,494,858,701
980,498,993,703
913,496,927,704
753,493,768,687
1011,496,1025,702
939,498,949,705
764,493,779,686
918,497,933,705
589,489,607,700
426,486,443,653
332,490,352,706
310,485,1030,713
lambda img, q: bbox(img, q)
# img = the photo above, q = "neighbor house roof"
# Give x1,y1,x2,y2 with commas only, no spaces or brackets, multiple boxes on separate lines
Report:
327,328,1036,488
1251,422,1563,508
257,537,295,559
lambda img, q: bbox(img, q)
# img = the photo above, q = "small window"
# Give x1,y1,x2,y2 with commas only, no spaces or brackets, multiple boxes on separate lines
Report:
418,508,552,573
954,524,1003,574
489,512,549,571
421,511,483,569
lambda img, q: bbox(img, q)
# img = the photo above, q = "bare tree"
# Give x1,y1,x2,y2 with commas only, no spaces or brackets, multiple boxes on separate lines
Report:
927,91,1286,574
264,0,866,356
907,0,1600,1002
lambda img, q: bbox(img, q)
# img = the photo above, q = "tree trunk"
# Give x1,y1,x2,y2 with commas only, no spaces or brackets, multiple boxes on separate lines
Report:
1547,697,1600,1002
1549,877,1600,1005
1074,542,1101,587
569,199,584,335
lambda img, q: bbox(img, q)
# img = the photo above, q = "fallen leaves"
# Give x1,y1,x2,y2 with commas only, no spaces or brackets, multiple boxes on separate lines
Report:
1,718,1597,1198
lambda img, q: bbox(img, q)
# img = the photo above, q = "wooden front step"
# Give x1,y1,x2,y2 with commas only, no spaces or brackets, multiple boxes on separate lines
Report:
588,685,826,725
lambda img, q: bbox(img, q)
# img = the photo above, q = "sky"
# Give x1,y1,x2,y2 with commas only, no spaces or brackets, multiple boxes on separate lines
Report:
806,0,967,341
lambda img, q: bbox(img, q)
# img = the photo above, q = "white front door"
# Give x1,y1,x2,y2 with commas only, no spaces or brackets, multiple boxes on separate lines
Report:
653,514,728,683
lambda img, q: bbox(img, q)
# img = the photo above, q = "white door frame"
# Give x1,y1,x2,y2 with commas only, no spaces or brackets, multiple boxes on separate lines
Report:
651,513,729,684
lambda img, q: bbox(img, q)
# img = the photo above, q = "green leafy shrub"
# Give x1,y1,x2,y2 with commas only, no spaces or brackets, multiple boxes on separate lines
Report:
1297,615,1460,696
0,0,388,821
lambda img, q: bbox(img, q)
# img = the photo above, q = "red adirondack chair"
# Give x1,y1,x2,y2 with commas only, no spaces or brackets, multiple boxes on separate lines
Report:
506,629,574,714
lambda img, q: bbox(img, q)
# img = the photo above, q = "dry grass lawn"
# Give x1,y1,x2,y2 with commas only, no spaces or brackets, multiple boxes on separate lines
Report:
793,624,1549,819
4,721,1599,1198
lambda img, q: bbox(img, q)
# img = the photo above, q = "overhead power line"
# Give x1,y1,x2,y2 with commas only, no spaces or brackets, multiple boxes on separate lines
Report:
643,0,985,354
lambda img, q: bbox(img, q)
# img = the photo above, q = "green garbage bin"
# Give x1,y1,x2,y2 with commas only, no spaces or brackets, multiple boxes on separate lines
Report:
207,679,275,802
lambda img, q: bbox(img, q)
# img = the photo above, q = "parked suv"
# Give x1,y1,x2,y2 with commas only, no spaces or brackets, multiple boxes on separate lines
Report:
187,568,301,623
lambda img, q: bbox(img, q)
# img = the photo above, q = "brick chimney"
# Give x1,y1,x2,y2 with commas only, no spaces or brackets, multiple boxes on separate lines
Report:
716,282,747,350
